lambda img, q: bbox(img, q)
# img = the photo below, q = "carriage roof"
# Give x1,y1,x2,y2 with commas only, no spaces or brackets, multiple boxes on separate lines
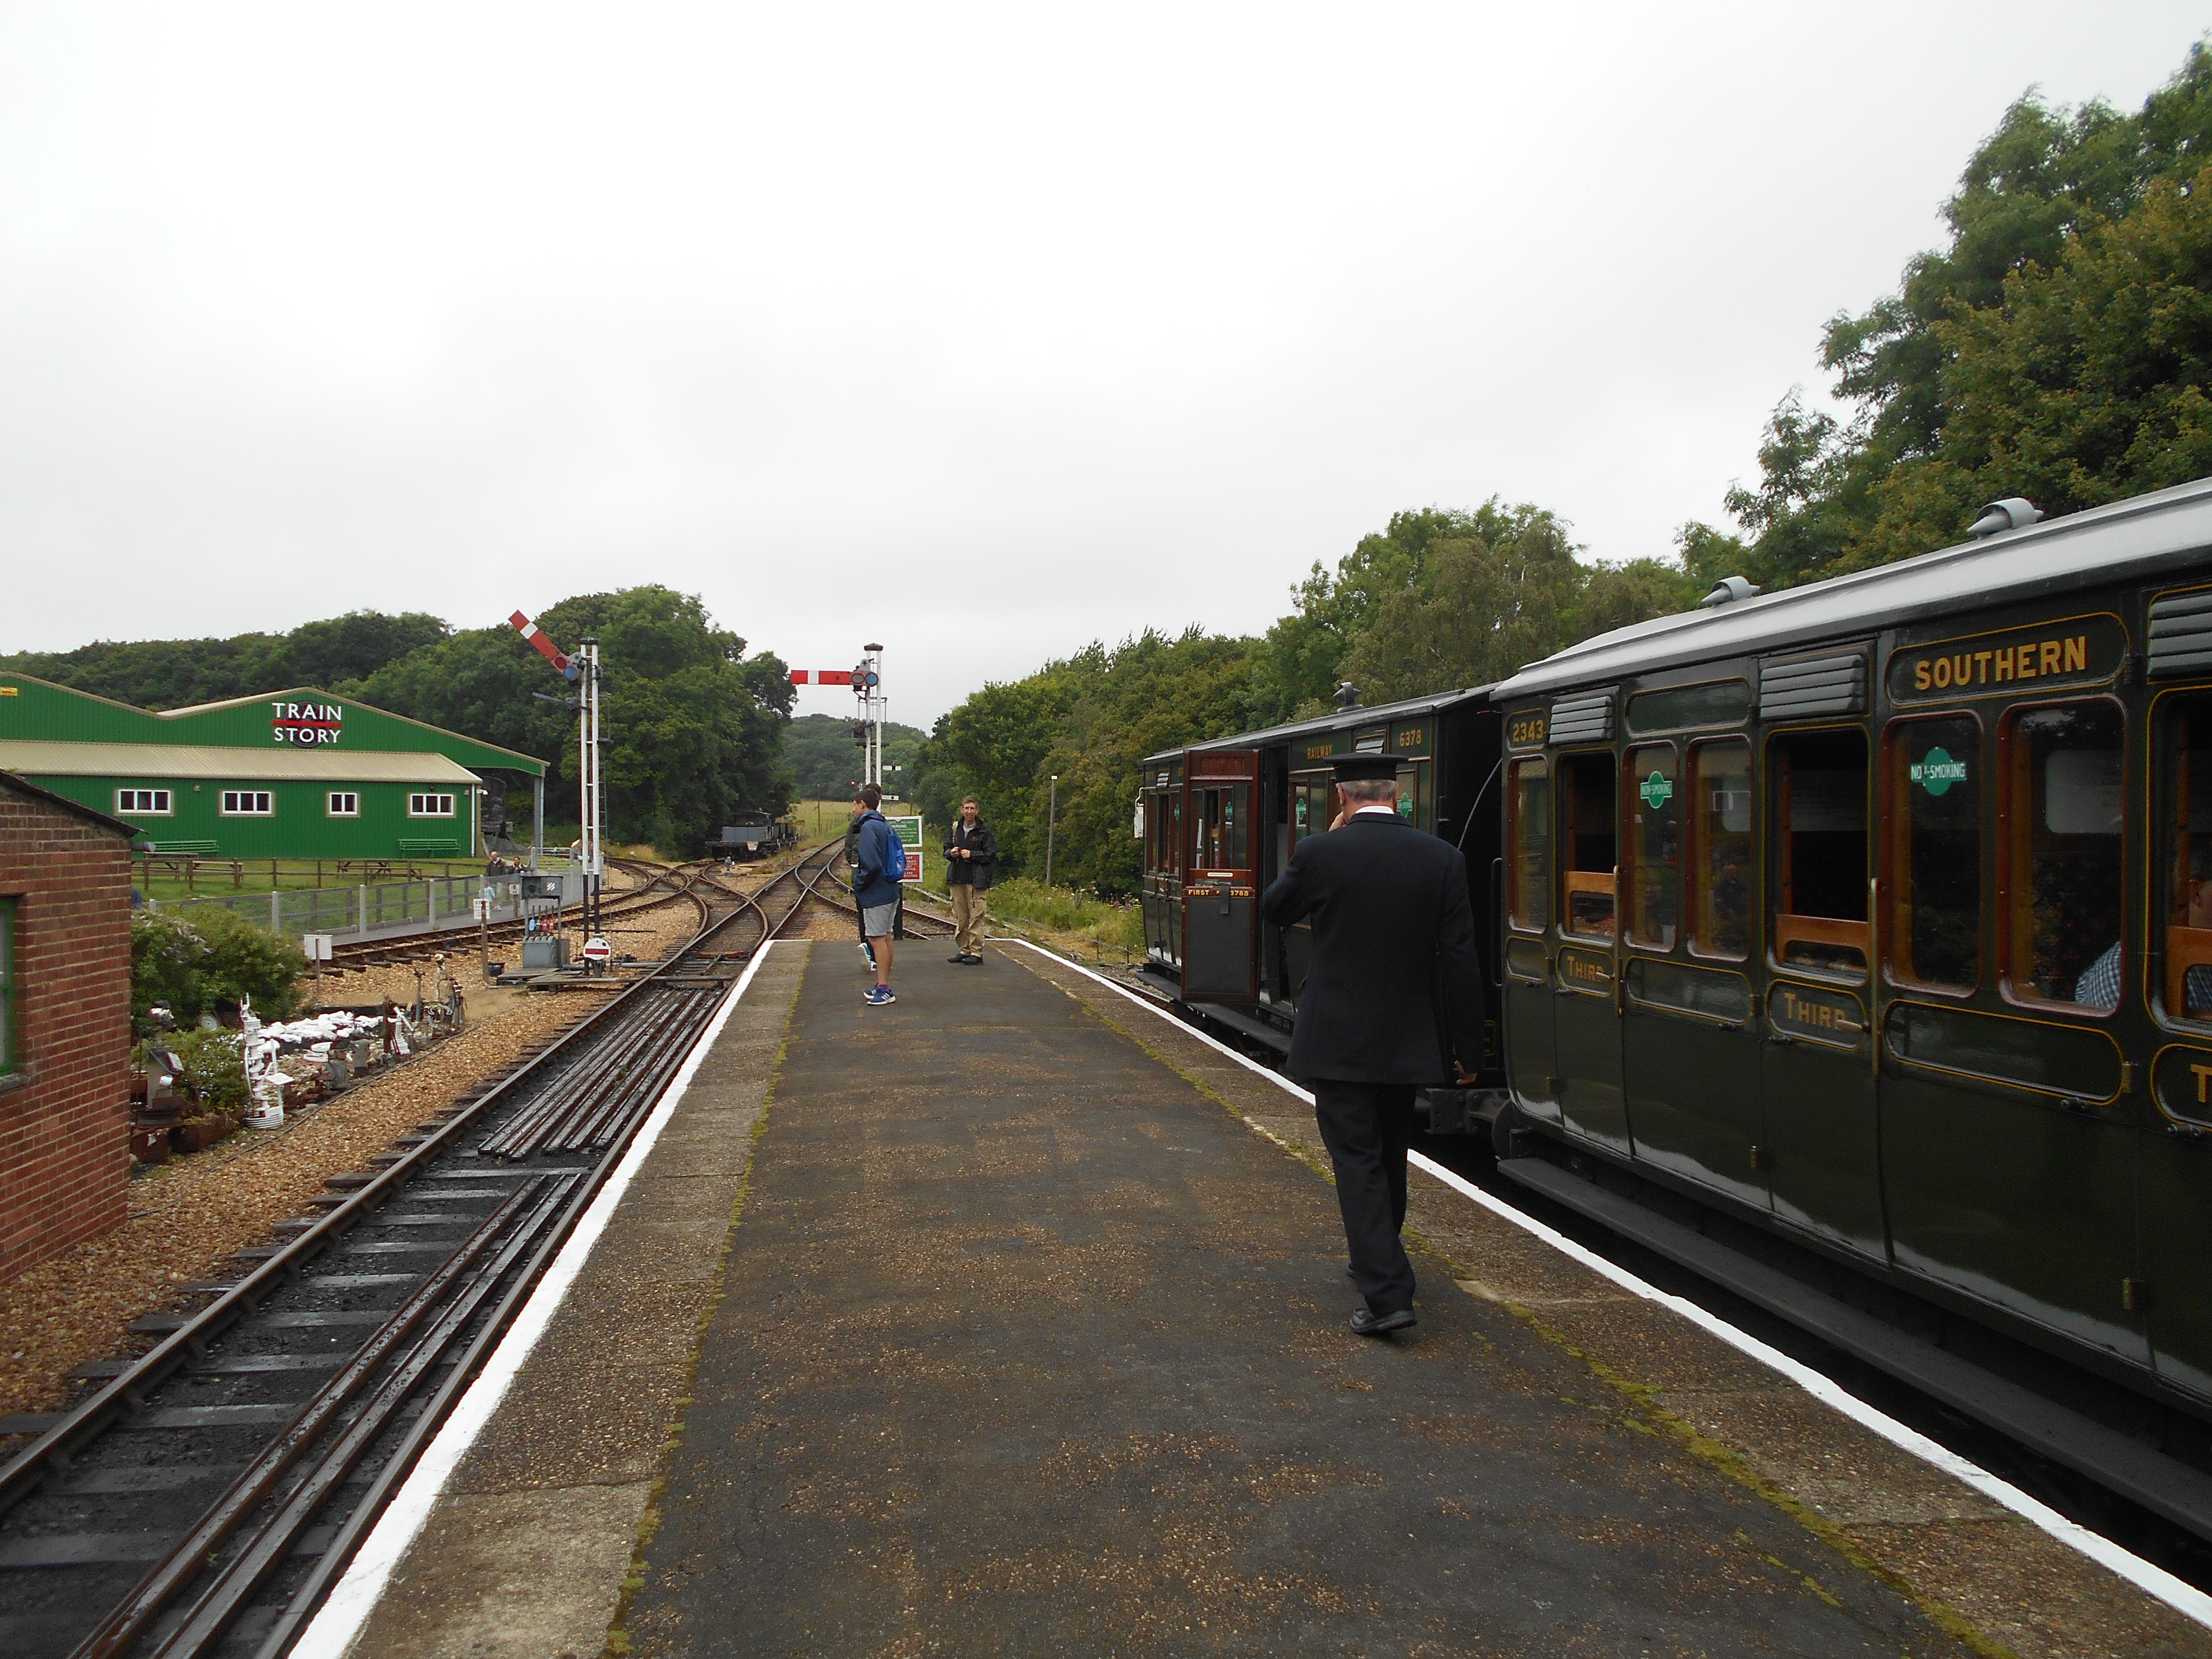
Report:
1496,474,2212,701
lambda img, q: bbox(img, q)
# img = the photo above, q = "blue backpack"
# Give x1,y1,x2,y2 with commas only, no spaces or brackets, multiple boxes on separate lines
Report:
878,821,905,886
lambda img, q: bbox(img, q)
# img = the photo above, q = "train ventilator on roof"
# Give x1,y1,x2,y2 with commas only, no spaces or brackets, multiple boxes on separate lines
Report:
1969,495,2045,538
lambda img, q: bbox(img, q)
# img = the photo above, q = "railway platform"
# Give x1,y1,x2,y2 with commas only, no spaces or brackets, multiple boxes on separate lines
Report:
312,942,2212,1659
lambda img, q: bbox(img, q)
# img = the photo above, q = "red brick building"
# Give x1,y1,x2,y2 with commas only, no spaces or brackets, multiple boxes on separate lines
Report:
0,773,135,1282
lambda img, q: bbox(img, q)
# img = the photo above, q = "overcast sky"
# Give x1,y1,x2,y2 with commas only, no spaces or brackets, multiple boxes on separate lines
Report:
1,5,2204,726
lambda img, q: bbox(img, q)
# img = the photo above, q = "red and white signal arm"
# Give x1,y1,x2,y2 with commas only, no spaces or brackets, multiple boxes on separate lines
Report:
582,934,612,963
790,669,855,686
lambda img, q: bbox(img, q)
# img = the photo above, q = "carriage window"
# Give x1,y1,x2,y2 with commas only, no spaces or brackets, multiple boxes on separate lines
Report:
1560,751,1617,939
2157,696,2212,1023
1884,716,1982,992
2005,702,2124,1011
1770,729,1868,976
1689,740,1752,960
1625,744,1679,949
1190,785,1249,869
1508,758,1550,932
1291,775,1332,847
1394,762,1430,830
1170,792,1183,874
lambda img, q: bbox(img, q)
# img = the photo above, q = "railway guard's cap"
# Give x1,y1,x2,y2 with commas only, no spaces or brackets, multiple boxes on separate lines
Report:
1332,753,1407,782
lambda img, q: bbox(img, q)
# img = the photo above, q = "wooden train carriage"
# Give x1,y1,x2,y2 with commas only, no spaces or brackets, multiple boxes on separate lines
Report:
1137,690,1506,1095
1491,476,2212,1410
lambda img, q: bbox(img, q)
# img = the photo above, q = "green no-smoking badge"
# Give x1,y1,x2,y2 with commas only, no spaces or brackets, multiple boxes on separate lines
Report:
1911,747,1969,796
1639,771,1674,810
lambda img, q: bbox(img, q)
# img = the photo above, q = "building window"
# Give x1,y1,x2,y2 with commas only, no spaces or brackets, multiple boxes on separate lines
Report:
1884,714,1983,993
1507,758,1550,932
2004,701,2124,1011
1770,729,1868,977
328,791,361,817
219,790,274,816
1688,739,1753,960
1624,744,1679,949
408,793,456,817
0,899,13,1077
116,788,171,815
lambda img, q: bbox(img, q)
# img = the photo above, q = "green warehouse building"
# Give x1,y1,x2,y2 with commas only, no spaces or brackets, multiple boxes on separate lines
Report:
0,672,547,862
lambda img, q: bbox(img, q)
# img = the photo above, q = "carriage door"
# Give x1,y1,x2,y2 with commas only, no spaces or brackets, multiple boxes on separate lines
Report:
1182,751,1260,1001
1555,728,1631,1154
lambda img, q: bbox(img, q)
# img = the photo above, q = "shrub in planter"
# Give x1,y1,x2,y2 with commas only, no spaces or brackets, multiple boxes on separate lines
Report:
169,1029,247,1118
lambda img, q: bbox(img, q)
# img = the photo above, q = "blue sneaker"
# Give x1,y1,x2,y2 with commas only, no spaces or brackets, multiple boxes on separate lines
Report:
863,985,896,1006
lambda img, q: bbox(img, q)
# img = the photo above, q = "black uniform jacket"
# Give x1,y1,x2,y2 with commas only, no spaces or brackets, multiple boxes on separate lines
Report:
1259,811,1486,1086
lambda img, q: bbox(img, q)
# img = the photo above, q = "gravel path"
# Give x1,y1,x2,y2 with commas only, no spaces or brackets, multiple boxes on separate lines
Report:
0,989,597,1424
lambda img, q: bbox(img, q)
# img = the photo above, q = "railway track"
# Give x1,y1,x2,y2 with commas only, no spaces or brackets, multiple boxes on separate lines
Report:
0,840,856,1659
320,854,725,974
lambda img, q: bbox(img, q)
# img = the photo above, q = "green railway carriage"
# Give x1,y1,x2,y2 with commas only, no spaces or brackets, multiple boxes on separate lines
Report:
0,672,544,862
1492,476,2212,1410
1138,687,1506,1075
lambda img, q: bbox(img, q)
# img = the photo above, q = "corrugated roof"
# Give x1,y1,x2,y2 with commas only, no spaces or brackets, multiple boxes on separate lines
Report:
0,740,483,784
1495,474,2212,699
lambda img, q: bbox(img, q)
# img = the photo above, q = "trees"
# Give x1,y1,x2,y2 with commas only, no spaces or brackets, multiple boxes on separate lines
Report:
0,611,448,708
1719,41,2212,583
348,587,792,857
783,714,927,802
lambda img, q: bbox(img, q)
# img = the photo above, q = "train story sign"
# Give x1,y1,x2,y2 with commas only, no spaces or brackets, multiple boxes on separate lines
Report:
270,701,345,745
1887,614,2126,703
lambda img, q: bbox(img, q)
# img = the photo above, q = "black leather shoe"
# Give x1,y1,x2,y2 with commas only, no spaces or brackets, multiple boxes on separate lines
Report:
947,954,967,963
963,954,983,964
1350,1306,1416,1337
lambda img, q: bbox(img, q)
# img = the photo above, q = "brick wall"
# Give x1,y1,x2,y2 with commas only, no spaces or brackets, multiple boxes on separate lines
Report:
0,781,134,1282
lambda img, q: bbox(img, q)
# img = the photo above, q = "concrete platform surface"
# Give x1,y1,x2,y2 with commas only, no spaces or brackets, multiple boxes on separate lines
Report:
350,940,2212,1659
614,944,1964,1657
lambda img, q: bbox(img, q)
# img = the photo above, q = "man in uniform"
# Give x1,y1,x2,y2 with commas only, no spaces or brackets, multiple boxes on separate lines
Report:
1260,754,1485,1337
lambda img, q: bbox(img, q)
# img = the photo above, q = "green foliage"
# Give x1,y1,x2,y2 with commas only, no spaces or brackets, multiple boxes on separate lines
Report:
131,911,207,1022
346,586,793,857
0,611,449,708
1730,40,2212,582
132,908,307,1024
169,1030,248,1116
915,628,1270,896
975,878,1146,954
783,714,926,802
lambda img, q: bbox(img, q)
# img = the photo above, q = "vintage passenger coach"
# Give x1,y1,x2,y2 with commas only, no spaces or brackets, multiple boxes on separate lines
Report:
1140,475,2212,1422
1495,477,2212,1413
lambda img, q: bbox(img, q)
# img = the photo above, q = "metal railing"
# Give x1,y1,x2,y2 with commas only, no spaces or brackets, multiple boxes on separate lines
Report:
147,875,526,940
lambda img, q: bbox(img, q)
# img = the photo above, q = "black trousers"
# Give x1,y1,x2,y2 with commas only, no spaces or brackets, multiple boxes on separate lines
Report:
1310,1080,1418,1314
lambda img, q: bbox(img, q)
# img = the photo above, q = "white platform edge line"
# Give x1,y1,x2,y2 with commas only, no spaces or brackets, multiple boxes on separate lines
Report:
291,942,783,1659
1009,939,2212,1631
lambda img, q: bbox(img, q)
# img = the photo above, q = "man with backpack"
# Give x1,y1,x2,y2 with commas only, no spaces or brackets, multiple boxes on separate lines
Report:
849,784,905,1006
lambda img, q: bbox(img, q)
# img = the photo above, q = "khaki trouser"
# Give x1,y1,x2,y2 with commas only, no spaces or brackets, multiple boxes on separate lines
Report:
950,883,988,956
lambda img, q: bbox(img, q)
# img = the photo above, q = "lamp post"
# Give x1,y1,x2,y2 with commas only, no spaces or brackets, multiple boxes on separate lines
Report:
1045,774,1058,888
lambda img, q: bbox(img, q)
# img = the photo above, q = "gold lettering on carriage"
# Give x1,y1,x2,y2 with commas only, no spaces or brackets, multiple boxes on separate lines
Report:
1889,615,2125,702
1767,983,1866,1047
1557,948,1612,994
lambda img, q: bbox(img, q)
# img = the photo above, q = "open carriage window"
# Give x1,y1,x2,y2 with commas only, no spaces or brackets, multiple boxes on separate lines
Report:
1770,729,1868,977
1559,751,1617,940
1190,785,1250,870
1884,714,1982,993
2157,695,2212,1023
1688,739,1752,960
1625,744,1679,949
1507,758,1550,932
2004,702,2124,1011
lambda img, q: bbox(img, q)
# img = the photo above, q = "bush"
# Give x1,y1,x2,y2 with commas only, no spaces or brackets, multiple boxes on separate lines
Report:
131,907,307,1025
982,878,1145,954
169,1029,247,1115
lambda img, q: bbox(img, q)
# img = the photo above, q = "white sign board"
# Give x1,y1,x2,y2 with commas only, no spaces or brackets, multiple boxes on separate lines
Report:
301,933,334,962
886,814,923,883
